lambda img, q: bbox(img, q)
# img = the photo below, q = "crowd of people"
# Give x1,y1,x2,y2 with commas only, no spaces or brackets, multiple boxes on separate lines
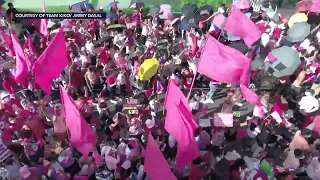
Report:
0,0,319,179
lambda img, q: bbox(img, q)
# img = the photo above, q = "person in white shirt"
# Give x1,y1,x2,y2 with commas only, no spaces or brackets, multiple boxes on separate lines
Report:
117,71,127,97
85,39,96,56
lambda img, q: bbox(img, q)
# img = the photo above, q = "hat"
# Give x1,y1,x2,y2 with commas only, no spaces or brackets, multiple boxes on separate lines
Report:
121,160,131,169
145,119,155,129
19,166,31,178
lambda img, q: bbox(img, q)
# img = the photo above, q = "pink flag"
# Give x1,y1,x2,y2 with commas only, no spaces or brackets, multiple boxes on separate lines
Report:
33,28,69,95
197,36,249,84
310,0,320,12
144,133,176,180
198,35,262,113
27,35,35,56
60,86,101,161
11,32,28,87
112,0,118,11
40,0,48,36
164,80,191,112
164,80,199,171
224,7,262,47
1,33,14,56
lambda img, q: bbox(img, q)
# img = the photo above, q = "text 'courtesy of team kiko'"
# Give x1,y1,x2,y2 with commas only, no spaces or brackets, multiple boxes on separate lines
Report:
13,12,106,19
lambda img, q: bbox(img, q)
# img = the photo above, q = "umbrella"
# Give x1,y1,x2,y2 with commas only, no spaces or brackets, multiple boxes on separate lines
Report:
198,5,213,15
180,13,201,30
106,12,118,21
181,3,198,18
104,1,119,10
288,13,308,28
264,46,301,77
70,2,93,12
107,24,126,30
93,36,114,47
129,2,144,9
148,6,160,16
233,0,252,9
228,42,249,54
138,58,160,81
287,22,311,42
159,4,174,20
295,0,313,12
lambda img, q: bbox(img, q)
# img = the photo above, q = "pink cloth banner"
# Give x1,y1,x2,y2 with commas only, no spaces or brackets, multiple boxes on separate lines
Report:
60,86,102,162
224,7,262,47
310,0,320,12
164,80,199,171
40,0,48,36
213,113,233,127
11,32,28,87
33,28,69,95
198,36,263,115
198,36,248,83
144,133,176,180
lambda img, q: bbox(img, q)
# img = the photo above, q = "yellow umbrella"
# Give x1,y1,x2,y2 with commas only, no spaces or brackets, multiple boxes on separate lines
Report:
288,13,308,28
138,58,160,81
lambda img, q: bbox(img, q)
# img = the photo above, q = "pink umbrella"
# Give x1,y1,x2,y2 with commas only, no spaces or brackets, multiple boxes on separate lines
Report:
295,0,313,12
159,4,174,20
233,0,252,9
212,14,227,29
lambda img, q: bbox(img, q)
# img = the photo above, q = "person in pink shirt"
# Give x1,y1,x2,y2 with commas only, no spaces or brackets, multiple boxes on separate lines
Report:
289,129,311,151
52,105,67,140
118,10,126,25
2,75,19,94
98,44,110,65
25,113,45,141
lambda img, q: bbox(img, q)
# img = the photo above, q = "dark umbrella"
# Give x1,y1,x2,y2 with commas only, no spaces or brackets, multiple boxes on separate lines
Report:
287,22,311,42
228,42,249,54
264,46,301,77
198,5,213,15
129,2,144,9
180,13,201,30
93,36,114,47
106,12,118,21
181,3,198,18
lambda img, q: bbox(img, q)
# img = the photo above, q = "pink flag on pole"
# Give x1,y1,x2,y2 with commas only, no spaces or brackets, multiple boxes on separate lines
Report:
1,33,14,56
198,35,262,113
164,80,191,111
310,0,320,12
33,28,69,95
60,86,99,160
144,133,176,180
164,80,199,171
224,7,262,47
11,32,28,87
40,0,48,36
197,36,249,83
